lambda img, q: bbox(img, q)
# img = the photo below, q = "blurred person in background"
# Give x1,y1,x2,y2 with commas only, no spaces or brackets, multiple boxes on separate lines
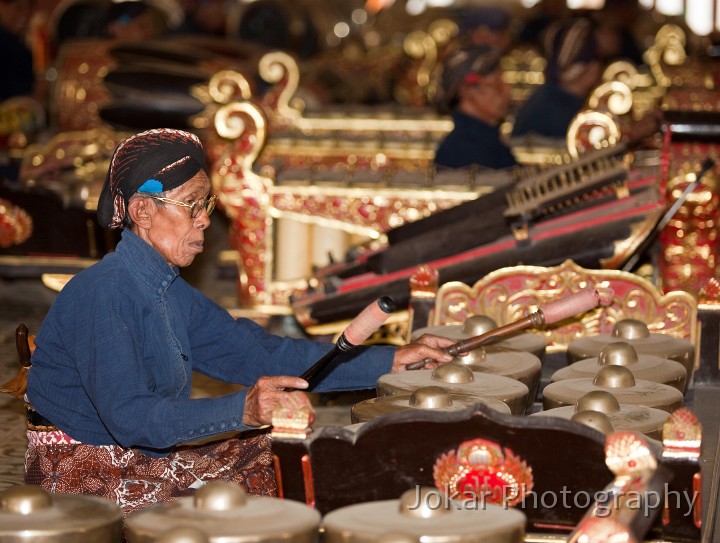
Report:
0,0,35,101
434,44,517,170
511,17,602,139
517,0,570,49
452,5,514,53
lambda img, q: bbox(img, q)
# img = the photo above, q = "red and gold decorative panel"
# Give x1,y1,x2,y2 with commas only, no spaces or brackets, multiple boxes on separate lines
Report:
431,260,697,352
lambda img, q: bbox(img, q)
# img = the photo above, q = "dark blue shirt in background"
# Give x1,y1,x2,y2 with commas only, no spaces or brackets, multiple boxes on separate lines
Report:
0,26,34,101
511,84,585,139
434,110,517,170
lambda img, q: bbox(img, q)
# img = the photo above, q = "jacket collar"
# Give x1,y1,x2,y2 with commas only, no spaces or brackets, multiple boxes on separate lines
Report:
116,228,179,295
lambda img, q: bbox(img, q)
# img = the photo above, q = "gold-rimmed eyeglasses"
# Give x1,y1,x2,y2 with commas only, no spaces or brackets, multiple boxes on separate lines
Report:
141,194,217,218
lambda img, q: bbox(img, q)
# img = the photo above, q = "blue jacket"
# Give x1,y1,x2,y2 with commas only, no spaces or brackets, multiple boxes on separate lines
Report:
511,83,585,139
27,229,394,456
434,110,517,170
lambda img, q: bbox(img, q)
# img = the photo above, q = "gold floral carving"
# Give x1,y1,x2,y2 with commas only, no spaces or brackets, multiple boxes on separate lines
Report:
431,260,697,353
567,110,621,159
588,81,634,117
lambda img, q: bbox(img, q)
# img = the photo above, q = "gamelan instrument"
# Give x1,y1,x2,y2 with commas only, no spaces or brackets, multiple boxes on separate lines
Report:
125,481,320,543
412,315,547,360
292,144,663,326
0,485,123,543
532,390,670,441
322,486,526,543
542,365,684,413
567,318,695,376
406,287,613,370
350,385,512,423
452,348,541,409
376,363,529,415
552,341,688,393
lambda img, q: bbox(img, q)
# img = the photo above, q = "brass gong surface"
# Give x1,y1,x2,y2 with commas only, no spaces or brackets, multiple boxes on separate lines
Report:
0,485,123,543
532,391,670,440
552,342,688,393
351,386,512,423
412,315,547,359
566,319,694,376
125,481,320,543
322,487,525,543
452,348,542,407
542,366,684,413
377,365,529,415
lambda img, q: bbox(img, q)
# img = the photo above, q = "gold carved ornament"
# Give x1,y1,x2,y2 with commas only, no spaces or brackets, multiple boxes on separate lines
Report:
431,260,697,353
213,100,277,307
433,438,533,507
566,110,622,159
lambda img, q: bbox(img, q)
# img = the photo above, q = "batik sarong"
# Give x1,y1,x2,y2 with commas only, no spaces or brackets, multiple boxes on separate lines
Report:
25,429,277,515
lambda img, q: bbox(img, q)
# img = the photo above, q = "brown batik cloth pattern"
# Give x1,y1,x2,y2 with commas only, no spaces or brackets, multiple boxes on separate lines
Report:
25,431,277,515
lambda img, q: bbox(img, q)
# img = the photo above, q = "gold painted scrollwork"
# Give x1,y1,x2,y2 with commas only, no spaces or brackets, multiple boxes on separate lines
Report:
207,70,253,104
403,19,458,100
214,100,267,158
258,51,302,121
588,81,633,117
644,24,687,88
212,101,273,306
602,61,639,88
567,110,621,159
403,30,437,89
427,18,458,47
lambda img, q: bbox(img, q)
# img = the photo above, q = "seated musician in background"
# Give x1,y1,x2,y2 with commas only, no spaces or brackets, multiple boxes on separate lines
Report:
434,44,518,170
512,17,663,144
0,0,34,101
451,5,514,53
511,17,601,140
24,128,454,514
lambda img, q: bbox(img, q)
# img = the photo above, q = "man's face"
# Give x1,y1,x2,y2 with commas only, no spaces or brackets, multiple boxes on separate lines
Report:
143,172,212,268
462,68,510,125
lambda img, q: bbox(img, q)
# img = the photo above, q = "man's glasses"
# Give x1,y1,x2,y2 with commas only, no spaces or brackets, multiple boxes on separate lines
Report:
141,194,217,218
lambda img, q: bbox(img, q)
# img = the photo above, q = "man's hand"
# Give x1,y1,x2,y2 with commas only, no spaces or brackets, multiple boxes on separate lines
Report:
242,376,311,427
392,334,455,372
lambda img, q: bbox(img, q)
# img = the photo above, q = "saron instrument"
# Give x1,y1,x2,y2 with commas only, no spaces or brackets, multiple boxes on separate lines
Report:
531,390,670,440
322,486,526,543
552,341,688,393
125,481,320,543
351,385,512,423
0,485,123,543
567,318,695,377
377,363,529,415
542,365,684,413
412,315,547,360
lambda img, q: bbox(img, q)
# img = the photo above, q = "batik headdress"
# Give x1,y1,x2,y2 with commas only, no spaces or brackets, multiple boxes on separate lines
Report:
97,128,207,229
